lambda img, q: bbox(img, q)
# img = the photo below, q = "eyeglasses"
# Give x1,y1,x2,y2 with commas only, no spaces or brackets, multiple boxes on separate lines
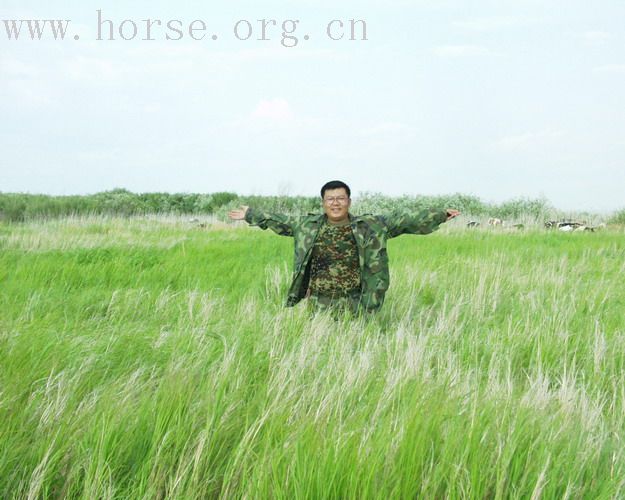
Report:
323,196,349,204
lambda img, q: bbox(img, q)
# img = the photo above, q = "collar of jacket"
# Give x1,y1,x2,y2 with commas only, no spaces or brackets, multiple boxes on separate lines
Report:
305,212,368,225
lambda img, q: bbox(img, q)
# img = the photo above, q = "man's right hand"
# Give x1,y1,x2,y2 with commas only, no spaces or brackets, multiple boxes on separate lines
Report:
228,205,249,221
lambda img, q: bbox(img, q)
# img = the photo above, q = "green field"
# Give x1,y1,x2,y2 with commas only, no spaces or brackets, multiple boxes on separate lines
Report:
1,216,625,498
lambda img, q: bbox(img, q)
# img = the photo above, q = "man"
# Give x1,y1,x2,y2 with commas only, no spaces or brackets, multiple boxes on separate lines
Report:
228,181,460,314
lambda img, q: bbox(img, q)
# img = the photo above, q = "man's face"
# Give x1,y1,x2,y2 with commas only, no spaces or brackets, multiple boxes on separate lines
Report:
322,187,351,223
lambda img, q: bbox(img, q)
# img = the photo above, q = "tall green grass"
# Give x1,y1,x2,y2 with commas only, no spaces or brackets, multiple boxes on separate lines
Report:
1,216,624,498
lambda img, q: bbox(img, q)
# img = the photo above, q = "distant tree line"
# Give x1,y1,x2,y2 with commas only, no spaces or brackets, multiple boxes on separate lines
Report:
0,188,620,223
0,189,238,222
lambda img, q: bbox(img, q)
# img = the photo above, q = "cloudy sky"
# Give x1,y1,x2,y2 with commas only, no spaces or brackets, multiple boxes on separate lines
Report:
1,0,624,211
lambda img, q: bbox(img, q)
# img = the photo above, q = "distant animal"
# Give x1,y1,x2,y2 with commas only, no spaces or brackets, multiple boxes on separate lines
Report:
574,224,606,232
467,221,480,227
512,223,524,230
558,221,585,230
546,220,587,230
189,218,207,229
488,217,503,226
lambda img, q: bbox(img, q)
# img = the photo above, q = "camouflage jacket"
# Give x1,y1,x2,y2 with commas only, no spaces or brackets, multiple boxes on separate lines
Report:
244,207,448,312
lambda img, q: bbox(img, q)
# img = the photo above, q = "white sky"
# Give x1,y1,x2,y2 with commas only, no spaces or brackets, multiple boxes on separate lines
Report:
1,0,625,211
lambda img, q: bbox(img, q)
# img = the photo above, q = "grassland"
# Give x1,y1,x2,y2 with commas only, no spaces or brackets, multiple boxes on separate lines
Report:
1,216,625,498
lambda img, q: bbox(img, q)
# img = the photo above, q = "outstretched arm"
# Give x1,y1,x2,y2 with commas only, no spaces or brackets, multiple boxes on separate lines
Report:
446,209,461,221
228,206,250,221
228,206,295,237
384,208,460,238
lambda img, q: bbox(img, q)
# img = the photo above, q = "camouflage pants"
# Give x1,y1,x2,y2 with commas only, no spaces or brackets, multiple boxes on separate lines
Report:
307,290,362,317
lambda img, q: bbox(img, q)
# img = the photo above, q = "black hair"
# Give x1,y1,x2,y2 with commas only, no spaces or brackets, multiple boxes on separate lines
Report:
320,180,351,198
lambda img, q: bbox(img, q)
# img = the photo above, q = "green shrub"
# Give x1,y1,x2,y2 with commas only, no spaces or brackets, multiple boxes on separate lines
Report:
492,196,553,220
608,208,625,225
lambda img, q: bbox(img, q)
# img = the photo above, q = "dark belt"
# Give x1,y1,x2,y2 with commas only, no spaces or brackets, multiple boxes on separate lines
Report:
309,289,361,299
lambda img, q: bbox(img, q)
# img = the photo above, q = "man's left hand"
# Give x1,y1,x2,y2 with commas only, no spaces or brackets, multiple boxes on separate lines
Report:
446,209,461,221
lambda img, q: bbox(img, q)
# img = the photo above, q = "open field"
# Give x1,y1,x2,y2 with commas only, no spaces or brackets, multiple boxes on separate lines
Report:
1,216,625,498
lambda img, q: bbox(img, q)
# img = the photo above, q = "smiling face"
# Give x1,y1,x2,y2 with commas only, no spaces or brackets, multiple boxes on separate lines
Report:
322,187,351,224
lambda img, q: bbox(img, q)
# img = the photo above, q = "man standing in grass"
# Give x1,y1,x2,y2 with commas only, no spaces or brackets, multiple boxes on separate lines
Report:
229,180,459,314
